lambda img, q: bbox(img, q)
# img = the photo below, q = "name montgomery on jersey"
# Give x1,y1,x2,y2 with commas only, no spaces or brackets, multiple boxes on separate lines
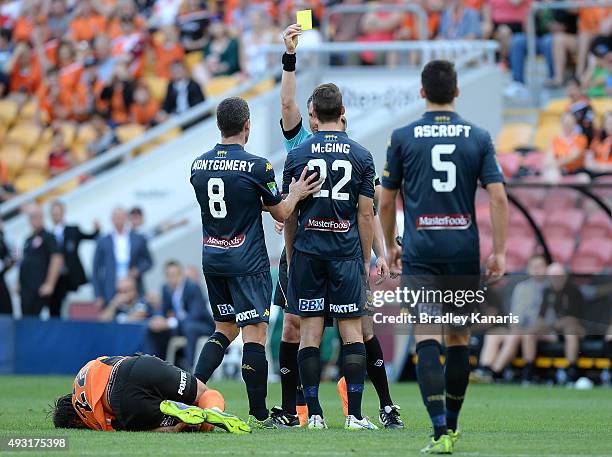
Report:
192,158,256,173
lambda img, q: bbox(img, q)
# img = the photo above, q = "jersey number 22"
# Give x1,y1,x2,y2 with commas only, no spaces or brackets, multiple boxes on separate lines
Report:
307,159,352,200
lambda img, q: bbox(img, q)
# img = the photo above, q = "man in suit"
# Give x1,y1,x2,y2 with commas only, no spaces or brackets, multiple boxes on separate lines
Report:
49,200,100,317
160,61,206,121
146,260,214,368
92,207,153,307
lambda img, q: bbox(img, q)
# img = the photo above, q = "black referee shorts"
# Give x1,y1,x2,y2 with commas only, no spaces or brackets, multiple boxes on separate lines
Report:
109,355,198,431
273,247,289,309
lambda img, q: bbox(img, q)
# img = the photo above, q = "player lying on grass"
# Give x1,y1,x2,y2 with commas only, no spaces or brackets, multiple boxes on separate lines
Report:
270,23,402,430
51,354,251,434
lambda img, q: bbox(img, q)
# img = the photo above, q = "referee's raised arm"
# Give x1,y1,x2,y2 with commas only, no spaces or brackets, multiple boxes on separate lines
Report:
280,24,302,131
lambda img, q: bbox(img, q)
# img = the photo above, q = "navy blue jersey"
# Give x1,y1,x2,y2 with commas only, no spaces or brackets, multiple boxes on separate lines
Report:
382,111,504,263
282,131,376,260
190,143,282,276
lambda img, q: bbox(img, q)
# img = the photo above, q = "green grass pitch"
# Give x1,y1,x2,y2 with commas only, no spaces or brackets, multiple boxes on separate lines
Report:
0,376,611,456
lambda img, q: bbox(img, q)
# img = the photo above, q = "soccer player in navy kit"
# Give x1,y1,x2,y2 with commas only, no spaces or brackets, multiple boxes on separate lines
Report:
191,97,322,429
380,61,509,454
283,83,378,430
270,24,402,430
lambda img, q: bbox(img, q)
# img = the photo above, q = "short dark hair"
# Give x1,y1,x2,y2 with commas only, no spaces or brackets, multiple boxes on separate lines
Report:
50,199,65,210
165,260,181,269
216,97,250,137
129,207,143,216
421,60,457,105
311,83,343,123
51,394,82,429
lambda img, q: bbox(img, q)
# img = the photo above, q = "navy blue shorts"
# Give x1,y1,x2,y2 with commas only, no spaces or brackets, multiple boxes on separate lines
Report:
205,271,272,328
401,261,482,325
287,250,365,319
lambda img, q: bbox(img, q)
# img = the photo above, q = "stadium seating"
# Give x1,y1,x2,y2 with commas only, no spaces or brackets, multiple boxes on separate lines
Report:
505,236,536,271
497,152,521,178
0,99,18,125
543,208,585,238
5,123,42,152
495,123,533,153
581,212,612,239
547,236,576,265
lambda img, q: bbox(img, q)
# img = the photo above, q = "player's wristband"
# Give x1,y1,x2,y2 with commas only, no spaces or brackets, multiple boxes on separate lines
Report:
282,52,296,72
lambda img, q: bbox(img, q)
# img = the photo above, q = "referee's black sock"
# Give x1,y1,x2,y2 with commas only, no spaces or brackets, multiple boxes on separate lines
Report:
279,341,300,415
365,336,393,408
298,346,323,417
242,342,269,421
416,339,447,439
343,342,366,420
444,345,470,432
194,331,230,383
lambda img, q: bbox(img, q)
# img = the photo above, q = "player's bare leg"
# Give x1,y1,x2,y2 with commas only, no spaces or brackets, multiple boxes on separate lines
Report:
297,316,327,429
194,321,239,383
444,329,471,445
241,322,275,428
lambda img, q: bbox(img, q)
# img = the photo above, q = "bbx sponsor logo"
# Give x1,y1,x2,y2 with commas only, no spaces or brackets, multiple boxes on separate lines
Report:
299,298,324,312
236,309,259,322
217,304,235,316
330,303,358,313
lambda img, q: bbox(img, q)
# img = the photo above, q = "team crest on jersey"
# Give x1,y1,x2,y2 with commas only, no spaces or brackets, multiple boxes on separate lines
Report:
324,134,338,141
305,218,350,233
267,181,279,196
203,234,246,249
265,161,273,172
217,150,227,158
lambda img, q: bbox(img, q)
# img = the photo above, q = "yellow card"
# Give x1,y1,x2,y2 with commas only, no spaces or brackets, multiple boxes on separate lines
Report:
296,9,313,31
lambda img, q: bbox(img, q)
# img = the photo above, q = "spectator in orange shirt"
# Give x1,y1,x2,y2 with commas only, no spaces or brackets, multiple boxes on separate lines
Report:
69,0,108,43
107,0,147,39
548,112,588,175
130,81,159,126
586,111,612,175
153,26,185,79
12,2,38,43
48,130,76,177
99,62,135,125
37,67,73,122
110,18,146,78
6,42,42,94
576,6,612,79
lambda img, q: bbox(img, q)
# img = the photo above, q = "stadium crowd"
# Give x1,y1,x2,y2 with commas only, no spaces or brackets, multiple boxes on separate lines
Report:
0,1,610,196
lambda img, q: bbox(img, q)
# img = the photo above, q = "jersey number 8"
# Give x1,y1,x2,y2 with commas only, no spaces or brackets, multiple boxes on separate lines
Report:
307,159,352,200
431,144,456,192
208,178,227,218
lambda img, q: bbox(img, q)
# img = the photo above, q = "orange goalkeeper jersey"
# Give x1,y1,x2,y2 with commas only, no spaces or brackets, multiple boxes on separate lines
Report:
72,356,126,431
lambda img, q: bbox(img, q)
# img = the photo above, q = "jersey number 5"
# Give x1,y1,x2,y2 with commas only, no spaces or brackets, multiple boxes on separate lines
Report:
431,144,456,192
307,159,352,200
208,178,227,218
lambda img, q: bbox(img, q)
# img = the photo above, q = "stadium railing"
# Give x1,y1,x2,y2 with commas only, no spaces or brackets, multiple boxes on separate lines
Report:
259,40,499,69
320,3,429,41
526,0,612,103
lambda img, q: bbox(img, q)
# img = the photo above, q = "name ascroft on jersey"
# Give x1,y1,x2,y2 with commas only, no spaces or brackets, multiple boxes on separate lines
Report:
192,159,255,173
414,124,472,138
416,213,472,230
304,218,350,233
203,234,246,249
